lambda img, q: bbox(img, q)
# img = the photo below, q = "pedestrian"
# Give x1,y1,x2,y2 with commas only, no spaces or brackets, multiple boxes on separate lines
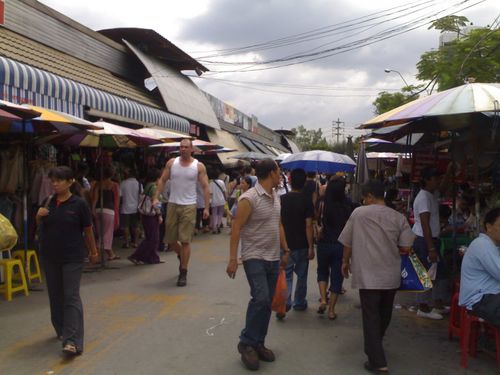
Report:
278,168,314,319
128,169,162,265
36,166,99,356
195,182,209,234
338,180,415,373
210,170,227,234
119,168,141,248
242,165,257,187
153,138,210,287
459,207,500,326
226,158,290,371
91,165,120,261
316,177,353,320
303,171,319,209
412,166,450,319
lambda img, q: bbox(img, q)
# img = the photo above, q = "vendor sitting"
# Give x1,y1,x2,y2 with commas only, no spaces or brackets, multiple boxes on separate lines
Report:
459,207,500,326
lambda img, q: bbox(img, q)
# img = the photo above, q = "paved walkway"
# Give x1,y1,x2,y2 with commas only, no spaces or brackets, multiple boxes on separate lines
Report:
0,227,497,374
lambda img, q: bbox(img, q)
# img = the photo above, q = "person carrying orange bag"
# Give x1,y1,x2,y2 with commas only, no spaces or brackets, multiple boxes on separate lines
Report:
272,269,288,316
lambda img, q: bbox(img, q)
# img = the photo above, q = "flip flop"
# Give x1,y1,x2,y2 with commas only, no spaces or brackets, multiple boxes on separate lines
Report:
364,361,389,373
328,312,337,320
317,303,327,314
62,343,78,356
108,255,121,261
127,256,139,265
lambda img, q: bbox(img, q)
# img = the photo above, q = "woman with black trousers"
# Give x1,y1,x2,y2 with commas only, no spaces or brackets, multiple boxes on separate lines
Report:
37,166,98,356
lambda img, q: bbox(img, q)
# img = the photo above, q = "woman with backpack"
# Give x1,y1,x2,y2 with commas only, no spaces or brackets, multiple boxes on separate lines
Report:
316,177,354,320
128,169,162,265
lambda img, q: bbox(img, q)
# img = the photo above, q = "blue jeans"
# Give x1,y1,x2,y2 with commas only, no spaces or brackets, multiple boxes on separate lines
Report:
240,259,280,347
285,248,309,310
316,242,344,294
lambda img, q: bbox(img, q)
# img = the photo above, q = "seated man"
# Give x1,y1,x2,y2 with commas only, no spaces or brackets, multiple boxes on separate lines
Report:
459,207,500,326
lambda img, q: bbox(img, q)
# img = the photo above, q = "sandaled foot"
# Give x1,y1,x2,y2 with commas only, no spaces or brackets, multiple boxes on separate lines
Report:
328,311,337,320
127,256,140,265
107,255,121,261
62,343,79,356
317,303,327,314
364,361,389,373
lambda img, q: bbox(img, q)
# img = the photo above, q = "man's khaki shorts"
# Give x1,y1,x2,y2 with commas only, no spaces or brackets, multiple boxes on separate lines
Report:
165,202,197,244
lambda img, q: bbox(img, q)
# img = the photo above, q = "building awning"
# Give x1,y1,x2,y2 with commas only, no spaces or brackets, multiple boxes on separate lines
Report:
206,128,247,165
0,56,190,133
240,137,261,152
124,40,220,130
252,141,274,155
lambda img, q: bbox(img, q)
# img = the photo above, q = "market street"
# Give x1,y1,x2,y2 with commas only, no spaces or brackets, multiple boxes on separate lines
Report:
0,228,496,375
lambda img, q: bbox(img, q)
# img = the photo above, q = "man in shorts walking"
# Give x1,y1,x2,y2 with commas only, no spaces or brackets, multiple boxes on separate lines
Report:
154,139,210,286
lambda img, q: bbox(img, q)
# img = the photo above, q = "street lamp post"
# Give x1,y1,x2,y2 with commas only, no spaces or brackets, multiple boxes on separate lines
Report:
384,68,410,88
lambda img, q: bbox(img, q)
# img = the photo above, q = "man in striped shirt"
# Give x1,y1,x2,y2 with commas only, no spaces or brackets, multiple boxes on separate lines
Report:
227,158,290,371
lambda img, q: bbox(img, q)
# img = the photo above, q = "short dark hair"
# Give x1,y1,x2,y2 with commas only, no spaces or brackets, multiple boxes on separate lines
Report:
243,165,253,175
421,167,441,187
290,168,306,190
361,180,385,200
102,165,115,180
180,138,193,147
484,207,500,227
255,158,278,180
146,168,161,183
242,176,252,187
48,166,74,180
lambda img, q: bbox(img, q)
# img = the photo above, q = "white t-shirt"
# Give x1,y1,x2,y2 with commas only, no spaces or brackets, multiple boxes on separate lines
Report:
412,189,440,237
210,179,226,207
120,178,142,214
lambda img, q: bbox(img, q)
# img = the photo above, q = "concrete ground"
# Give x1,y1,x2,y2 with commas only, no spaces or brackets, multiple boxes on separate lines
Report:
0,227,497,375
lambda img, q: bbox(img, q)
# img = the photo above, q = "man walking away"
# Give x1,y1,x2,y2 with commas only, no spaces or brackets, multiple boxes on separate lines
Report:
226,158,290,371
153,139,210,287
339,180,415,373
279,168,314,319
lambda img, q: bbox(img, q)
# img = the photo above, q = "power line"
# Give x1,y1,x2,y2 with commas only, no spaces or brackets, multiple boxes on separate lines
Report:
332,118,345,144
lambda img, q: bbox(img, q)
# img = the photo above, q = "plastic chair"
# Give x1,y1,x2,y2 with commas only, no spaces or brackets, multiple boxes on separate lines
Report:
448,292,463,341
0,258,29,301
12,250,42,283
460,311,500,372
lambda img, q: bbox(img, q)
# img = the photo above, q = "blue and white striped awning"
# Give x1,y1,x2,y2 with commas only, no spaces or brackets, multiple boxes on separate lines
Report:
0,56,190,134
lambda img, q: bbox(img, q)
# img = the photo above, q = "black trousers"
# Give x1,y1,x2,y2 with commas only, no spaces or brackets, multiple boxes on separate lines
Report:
472,293,500,327
359,289,397,368
44,260,84,352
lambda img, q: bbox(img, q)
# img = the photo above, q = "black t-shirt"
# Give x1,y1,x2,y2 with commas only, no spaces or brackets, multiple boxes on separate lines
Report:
280,191,314,250
40,195,92,263
319,198,354,244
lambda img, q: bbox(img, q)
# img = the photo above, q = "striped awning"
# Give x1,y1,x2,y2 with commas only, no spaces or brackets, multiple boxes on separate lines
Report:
0,56,190,134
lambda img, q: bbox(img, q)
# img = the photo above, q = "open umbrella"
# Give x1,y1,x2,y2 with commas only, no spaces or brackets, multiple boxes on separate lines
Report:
229,152,271,161
136,127,189,142
361,82,500,129
150,139,221,152
274,152,292,161
280,150,355,173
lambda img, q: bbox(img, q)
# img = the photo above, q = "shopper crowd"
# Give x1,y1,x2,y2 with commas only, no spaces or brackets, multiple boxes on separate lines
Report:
32,144,499,373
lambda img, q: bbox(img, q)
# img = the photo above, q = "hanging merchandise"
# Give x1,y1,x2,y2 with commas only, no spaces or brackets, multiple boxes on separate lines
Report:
0,213,18,252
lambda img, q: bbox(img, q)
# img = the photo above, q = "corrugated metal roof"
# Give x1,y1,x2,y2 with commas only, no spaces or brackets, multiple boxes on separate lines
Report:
0,27,161,108
219,121,289,153
124,40,220,129
206,128,248,165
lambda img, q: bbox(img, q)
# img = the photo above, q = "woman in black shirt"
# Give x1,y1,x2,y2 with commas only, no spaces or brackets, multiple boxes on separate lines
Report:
316,177,353,320
37,166,98,356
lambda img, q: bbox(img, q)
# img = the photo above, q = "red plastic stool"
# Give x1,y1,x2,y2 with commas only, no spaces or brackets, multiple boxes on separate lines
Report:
448,292,464,341
460,311,500,372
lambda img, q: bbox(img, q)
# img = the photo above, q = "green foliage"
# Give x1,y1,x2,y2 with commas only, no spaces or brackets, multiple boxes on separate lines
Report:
428,15,469,34
372,85,421,115
417,27,500,91
290,125,347,152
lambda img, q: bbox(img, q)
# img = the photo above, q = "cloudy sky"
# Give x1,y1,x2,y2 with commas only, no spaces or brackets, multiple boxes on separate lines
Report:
41,0,499,140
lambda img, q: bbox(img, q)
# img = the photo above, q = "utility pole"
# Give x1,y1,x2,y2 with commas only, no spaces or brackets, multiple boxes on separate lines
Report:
332,118,344,144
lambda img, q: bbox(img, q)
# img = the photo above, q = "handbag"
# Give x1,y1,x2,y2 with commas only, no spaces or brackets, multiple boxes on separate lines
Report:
271,269,288,314
399,252,433,292
138,184,157,216
0,213,18,252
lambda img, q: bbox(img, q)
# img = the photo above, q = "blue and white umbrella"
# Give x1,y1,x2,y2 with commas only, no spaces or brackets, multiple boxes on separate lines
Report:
280,150,356,173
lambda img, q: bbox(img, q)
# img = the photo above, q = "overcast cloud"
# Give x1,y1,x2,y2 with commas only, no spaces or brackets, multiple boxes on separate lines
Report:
41,0,499,139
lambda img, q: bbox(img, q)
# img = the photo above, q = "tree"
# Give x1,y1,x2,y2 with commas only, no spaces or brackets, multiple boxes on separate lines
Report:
372,85,421,115
290,125,331,151
428,15,469,36
417,25,500,91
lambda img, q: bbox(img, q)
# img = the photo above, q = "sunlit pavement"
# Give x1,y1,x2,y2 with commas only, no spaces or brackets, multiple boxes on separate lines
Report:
0,227,496,375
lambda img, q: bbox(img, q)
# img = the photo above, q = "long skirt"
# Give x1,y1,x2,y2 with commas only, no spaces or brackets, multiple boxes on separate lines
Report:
129,215,160,264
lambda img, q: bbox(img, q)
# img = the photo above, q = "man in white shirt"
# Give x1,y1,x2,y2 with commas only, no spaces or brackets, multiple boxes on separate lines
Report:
412,167,449,320
154,139,210,287
120,169,141,248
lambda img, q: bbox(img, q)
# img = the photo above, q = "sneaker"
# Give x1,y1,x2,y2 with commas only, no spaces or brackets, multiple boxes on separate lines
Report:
237,343,260,371
416,309,444,320
433,306,451,315
255,344,275,362
177,269,187,287
276,312,286,320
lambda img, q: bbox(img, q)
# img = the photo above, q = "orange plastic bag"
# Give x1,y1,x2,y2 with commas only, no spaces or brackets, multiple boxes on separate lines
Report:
272,269,288,314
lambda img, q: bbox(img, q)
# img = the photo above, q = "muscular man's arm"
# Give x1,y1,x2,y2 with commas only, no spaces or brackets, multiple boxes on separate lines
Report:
153,159,173,204
198,163,210,218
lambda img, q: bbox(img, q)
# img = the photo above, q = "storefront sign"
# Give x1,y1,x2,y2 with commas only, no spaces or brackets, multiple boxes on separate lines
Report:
0,0,4,25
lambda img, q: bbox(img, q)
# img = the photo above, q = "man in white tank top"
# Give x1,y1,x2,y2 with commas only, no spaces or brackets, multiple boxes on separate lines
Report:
154,139,210,286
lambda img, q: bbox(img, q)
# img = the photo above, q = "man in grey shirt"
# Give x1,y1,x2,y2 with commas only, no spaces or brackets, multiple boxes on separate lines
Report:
227,159,290,371
339,180,415,373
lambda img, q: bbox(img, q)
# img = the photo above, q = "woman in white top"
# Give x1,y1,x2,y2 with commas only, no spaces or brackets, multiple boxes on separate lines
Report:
209,175,227,234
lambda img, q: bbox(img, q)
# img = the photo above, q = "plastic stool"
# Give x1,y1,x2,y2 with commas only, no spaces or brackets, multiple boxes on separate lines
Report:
460,311,500,372
12,250,42,283
0,259,29,301
448,292,463,341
